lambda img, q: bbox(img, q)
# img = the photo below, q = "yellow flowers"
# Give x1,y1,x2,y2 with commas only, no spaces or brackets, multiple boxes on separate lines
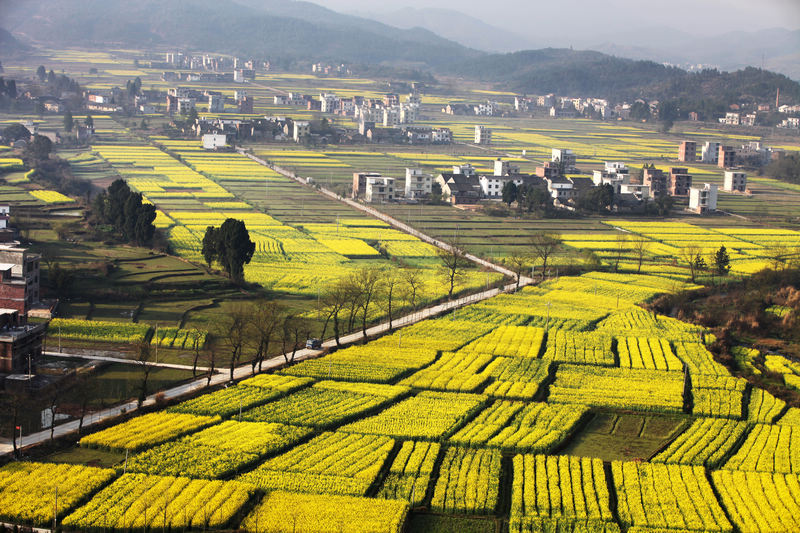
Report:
711,471,800,532
63,473,254,530
127,421,311,479
79,412,220,452
340,390,487,439
723,424,800,474
549,365,685,413
510,454,614,532
612,462,732,531
378,441,440,506
240,380,409,428
29,189,74,203
0,462,116,527
240,432,394,496
49,318,150,344
652,419,748,468
240,491,408,533
430,447,501,514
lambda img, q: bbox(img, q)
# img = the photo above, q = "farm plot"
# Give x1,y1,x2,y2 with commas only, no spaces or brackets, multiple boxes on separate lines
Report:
430,447,502,515
63,473,254,531
652,418,748,468
378,441,440,506
126,421,311,478
79,412,220,452
239,431,394,496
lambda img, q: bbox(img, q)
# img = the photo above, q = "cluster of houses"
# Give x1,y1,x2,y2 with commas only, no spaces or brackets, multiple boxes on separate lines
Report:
154,53,268,79
164,87,254,115
350,145,754,216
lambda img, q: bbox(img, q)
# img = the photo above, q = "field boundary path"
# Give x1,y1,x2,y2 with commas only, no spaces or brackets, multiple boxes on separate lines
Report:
237,148,526,282
44,351,211,372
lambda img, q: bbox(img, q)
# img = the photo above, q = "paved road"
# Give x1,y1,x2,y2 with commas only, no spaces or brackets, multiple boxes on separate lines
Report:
45,351,212,372
1,154,533,456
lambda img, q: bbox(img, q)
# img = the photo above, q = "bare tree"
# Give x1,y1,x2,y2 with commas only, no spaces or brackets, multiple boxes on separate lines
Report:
681,245,707,284
189,328,206,377
217,305,249,381
205,349,216,386
613,233,628,273
352,266,383,340
401,267,425,311
530,233,562,281
134,340,154,408
247,300,286,373
506,249,529,292
437,235,469,299
319,279,349,347
769,244,791,271
380,269,400,330
281,314,311,363
632,236,650,274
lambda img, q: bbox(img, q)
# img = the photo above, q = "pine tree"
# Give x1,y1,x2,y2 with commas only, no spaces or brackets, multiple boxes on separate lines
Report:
714,245,731,276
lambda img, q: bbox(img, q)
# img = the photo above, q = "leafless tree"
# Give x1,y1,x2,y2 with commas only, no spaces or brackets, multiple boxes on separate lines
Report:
281,314,312,363
613,233,628,273
380,269,400,330
351,266,383,340
134,340,154,408
205,349,216,386
401,267,425,311
632,236,650,274
506,249,529,291
681,245,707,284
319,279,349,347
189,327,206,377
247,300,286,373
530,233,562,280
217,305,249,381
437,235,469,299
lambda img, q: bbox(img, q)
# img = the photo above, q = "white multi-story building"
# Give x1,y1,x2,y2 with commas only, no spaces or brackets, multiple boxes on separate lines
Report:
479,175,513,198
453,163,477,177
474,125,492,145
177,98,196,114
202,133,228,150
320,93,338,113
493,158,520,177
720,112,740,125
365,176,395,203
723,171,747,193
552,148,577,171
293,121,310,142
592,162,631,194
430,128,452,144
208,94,224,112
383,107,400,127
701,141,722,164
779,117,800,129
405,169,432,199
689,183,718,214
400,103,418,124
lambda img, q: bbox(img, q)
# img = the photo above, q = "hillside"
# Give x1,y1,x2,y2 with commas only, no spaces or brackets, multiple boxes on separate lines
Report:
1,0,480,67
448,48,800,103
0,27,30,55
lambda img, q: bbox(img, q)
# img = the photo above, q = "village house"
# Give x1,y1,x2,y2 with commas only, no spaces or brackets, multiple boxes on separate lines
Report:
0,309,46,374
689,183,718,214
723,171,747,193
364,176,395,203
405,169,432,199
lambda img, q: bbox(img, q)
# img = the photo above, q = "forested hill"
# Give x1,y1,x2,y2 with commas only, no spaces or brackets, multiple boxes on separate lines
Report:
1,0,480,68
447,48,800,104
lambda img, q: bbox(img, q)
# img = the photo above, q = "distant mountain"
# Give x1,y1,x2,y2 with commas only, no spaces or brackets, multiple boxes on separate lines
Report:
590,28,800,81
447,48,800,104
350,7,540,53
1,0,481,67
0,27,30,55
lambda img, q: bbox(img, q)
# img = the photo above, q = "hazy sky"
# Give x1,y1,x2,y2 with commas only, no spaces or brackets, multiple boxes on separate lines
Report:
316,0,800,37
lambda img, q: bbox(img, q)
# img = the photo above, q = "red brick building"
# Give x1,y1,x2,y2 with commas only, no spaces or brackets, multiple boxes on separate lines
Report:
0,245,40,315
669,168,693,196
0,310,46,374
678,141,696,162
